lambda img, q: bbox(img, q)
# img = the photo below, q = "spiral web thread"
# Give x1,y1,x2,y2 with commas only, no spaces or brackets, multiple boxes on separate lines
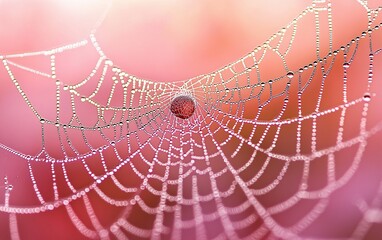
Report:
1,0,382,239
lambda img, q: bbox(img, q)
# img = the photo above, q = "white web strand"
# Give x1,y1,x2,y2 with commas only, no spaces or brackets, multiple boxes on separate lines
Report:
1,0,382,239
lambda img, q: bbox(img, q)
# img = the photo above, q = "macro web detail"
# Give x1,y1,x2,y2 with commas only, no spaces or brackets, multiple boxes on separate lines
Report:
1,0,382,239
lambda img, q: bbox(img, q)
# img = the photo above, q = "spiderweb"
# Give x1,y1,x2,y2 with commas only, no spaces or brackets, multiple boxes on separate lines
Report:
1,0,382,239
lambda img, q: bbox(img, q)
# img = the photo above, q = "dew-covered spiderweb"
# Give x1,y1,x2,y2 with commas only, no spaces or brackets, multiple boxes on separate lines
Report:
1,0,382,239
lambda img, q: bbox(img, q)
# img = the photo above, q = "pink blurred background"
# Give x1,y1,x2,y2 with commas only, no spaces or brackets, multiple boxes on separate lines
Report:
0,0,382,239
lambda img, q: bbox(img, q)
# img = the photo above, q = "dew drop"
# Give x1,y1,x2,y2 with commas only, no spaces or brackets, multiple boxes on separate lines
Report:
105,59,113,66
343,62,350,68
363,93,371,102
6,185,13,191
112,67,120,73
286,71,294,79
